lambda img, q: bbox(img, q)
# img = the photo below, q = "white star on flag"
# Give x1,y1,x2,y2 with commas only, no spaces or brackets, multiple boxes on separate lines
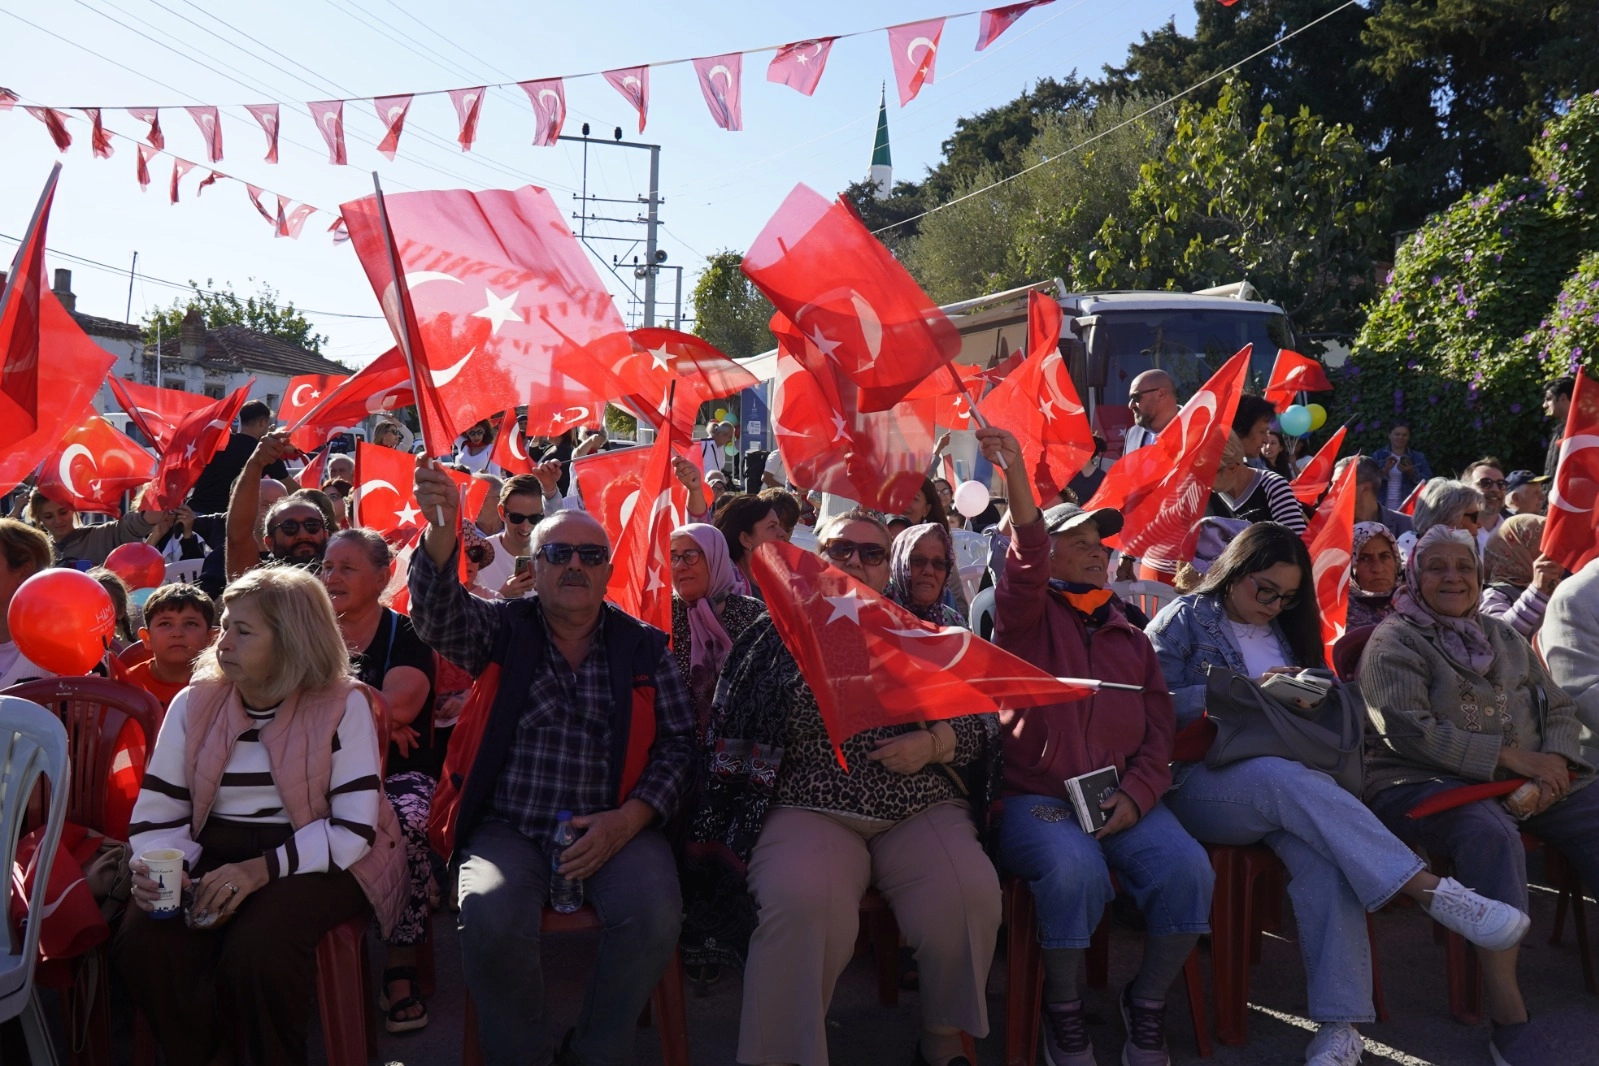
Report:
830,412,848,442
395,501,421,525
184,443,196,459
807,326,843,361
823,591,863,625
646,345,673,371
472,288,521,334
645,566,665,592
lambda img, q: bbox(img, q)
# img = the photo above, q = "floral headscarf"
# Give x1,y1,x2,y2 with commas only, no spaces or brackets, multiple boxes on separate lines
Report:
1482,513,1544,590
885,523,965,627
1350,522,1400,601
1392,525,1495,674
673,523,740,704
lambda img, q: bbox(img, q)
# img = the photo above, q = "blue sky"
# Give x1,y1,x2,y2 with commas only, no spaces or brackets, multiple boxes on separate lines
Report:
0,0,1197,368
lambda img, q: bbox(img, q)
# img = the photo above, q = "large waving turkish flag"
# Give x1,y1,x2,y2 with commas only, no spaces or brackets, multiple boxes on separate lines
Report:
1542,368,1599,572
0,165,58,449
283,347,414,453
1304,458,1357,655
37,410,157,514
143,383,253,510
354,440,488,545
107,376,213,453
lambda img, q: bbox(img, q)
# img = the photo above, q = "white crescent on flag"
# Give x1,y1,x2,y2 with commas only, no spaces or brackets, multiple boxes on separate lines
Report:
58,444,94,498
1549,434,1599,513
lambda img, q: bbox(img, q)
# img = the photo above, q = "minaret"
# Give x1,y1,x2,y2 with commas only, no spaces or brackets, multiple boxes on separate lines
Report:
869,84,892,200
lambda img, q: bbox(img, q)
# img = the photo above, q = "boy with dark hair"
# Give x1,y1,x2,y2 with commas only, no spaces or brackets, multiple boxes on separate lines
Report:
124,583,217,708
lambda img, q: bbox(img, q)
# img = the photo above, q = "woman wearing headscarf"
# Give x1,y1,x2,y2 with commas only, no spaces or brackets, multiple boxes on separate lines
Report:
669,522,766,730
885,523,966,628
1479,513,1563,639
1347,522,1402,630
1362,526,1595,1066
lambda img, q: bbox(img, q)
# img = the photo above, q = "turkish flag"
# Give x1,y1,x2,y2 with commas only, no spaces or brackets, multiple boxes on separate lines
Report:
82,108,113,159
245,103,280,163
170,158,196,204
340,184,625,455
1399,479,1424,517
107,376,213,453
976,291,1093,501
1289,425,1347,506
489,412,535,475
1088,346,1251,563
693,54,743,131
519,79,566,146
603,66,649,132
309,100,347,165
185,105,223,163
976,1,1053,50
753,539,1101,765
449,87,486,151
143,383,252,511
374,95,412,160
611,327,760,438
887,19,944,106
37,410,157,514
135,145,155,191
1304,459,1357,655
25,108,71,152
605,426,681,634
743,184,961,412
354,441,487,547
767,39,834,96
278,373,348,448
903,361,983,432
1542,368,1599,572
281,348,413,452
128,108,163,149
1263,349,1333,412
571,442,691,542
0,89,16,110
0,165,58,449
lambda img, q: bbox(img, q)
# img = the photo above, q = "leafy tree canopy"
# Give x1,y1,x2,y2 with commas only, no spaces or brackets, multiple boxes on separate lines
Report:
690,251,774,360
143,278,328,353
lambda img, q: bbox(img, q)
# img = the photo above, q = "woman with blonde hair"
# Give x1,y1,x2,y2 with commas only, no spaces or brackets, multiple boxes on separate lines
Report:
114,566,405,1066
27,487,166,568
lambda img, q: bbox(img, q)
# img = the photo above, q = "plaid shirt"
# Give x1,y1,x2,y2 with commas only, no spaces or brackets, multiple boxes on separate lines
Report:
409,545,696,849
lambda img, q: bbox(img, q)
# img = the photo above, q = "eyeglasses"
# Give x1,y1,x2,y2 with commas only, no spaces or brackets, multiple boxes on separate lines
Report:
821,540,888,566
1474,478,1508,491
467,428,486,436
503,510,543,526
669,548,704,568
269,517,325,536
907,554,949,573
1128,387,1165,405
1245,573,1300,609
465,546,491,565
535,542,610,567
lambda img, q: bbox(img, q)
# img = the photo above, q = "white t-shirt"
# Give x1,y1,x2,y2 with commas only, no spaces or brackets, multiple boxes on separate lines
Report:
763,449,786,487
701,439,726,476
454,445,500,476
1384,463,1406,510
0,641,51,689
1227,617,1290,679
475,530,534,599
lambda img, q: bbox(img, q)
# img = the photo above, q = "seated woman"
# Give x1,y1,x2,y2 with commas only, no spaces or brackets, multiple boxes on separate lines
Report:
1207,433,1307,533
1145,523,1528,1066
321,528,438,1034
1479,513,1562,639
1346,522,1402,630
670,522,766,732
983,428,1212,1066
1362,527,1596,1066
713,493,790,599
115,567,404,1066
1411,478,1484,539
692,510,1000,1066
28,488,163,567
885,522,966,628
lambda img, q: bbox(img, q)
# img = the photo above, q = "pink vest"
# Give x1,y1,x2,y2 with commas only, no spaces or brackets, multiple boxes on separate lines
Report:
183,679,407,936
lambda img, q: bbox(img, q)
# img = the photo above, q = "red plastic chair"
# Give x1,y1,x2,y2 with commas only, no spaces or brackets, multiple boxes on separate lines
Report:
1330,624,1377,683
115,641,153,669
1547,845,1596,995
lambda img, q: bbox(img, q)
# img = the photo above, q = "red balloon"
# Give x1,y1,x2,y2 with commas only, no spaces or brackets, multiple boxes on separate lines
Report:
8,569,117,676
104,542,166,590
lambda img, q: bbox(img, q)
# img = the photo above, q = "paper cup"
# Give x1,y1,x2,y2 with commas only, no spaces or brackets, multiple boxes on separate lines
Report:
140,848,185,918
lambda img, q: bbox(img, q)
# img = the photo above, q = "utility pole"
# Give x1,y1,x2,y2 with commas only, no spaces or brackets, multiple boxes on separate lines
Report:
560,126,666,328
125,251,138,323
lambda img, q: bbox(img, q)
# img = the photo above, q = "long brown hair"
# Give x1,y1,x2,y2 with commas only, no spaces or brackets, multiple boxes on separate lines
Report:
1194,522,1326,669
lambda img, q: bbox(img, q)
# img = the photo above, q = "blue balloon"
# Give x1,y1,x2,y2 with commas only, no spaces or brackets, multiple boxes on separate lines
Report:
1280,404,1313,438
129,586,157,608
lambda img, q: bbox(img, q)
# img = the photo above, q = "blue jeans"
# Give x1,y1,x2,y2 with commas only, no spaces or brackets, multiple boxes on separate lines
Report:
997,796,1213,948
1165,758,1424,1024
457,821,682,1066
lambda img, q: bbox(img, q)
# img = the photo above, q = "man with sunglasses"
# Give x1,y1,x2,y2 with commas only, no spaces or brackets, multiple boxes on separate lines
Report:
408,456,695,1066
1117,371,1181,580
475,471,563,600
1462,457,1511,551
224,430,331,583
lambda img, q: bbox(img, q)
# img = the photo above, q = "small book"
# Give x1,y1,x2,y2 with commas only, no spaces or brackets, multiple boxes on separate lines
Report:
1065,765,1121,833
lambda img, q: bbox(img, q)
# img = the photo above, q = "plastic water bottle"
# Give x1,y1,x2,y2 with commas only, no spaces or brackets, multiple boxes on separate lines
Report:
549,811,583,913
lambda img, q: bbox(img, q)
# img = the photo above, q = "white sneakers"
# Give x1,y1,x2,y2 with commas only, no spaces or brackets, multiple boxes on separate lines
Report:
1305,1022,1364,1065
1425,877,1531,951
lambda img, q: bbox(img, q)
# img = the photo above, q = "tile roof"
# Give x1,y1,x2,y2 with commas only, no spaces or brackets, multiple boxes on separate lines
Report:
155,325,349,377
71,311,143,341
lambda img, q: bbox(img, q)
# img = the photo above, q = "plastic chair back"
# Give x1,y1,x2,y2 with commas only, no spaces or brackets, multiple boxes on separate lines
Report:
950,529,989,603
117,641,153,668
968,586,997,642
163,559,204,585
1331,624,1378,683
0,696,71,1025
1111,579,1180,620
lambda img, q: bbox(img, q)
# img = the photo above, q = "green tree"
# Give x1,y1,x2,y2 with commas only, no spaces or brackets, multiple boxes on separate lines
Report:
840,179,930,258
143,278,328,352
690,251,775,359
921,75,1094,204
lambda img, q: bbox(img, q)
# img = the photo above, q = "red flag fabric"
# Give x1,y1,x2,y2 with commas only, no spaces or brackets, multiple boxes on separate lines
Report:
692,54,743,131
354,439,428,541
169,158,196,204
106,376,213,453
449,87,487,151
489,412,535,475
308,100,347,165
902,361,982,432
340,184,626,455
37,410,157,514
135,145,155,190
752,538,1100,765
976,1,1053,50
277,373,347,450
197,170,220,196
1087,346,1252,564
767,39,835,96
1289,425,1347,506
1542,368,1599,572
613,327,760,438
144,383,252,511
1305,459,1357,654
0,166,58,449
283,347,413,451
571,440,696,543
1264,349,1333,412
603,426,680,633
976,291,1093,501
1400,479,1424,517
518,79,565,146
185,105,223,163
25,108,71,152
743,184,961,412
128,108,163,149
276,201,315,239
0,89,17,110
244,184,276,227
81,108,114,159
603,67,649,132
374,95,412,160
244,103,280,163
886,19,944,106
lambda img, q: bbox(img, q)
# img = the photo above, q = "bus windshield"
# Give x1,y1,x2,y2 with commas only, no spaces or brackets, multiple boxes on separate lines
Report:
1087,308,1295,404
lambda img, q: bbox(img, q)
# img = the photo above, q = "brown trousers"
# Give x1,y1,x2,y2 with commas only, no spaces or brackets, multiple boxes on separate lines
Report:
113,819,369,1066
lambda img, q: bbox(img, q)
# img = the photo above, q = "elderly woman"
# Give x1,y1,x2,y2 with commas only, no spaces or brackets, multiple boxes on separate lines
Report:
1347,522,1402,630
669,522,766,729
690,509,1000,1066
886,522,966,627
27,488,164,568
1362,527,1596,1066
1146,523,1526,1066
1411,478,1484,539
1479,514,1562,639
114,567,403,1066
1208,433,1307,533
321,528,437,1033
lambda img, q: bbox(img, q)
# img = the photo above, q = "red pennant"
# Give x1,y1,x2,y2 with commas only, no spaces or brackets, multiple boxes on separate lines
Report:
244,103,280,163
328,215,349,243
185,105,222,162
603,66,649,132
887,19,944,106
753,538,1099,766
1541,368,1599,572
308,100,347,165
1264,348,1333,412
135,144,155,190
692,54,743,132
373,95,412,160
767,39,834,96
80,108,114,159
128,108,164,149
169,158,195,204
244,184,276,226
489,410,535,475
448,87,486,151
0,167,59,448
0,88,17,110
106,376,213,453
976,1,1052,50
1305,459,1357,655
37,410,157,514
143,382,253,510
518,79,565,146
1289,425,1347,505
196,170,220,196
614,327,760,438
284,346,412,451
25,108,72,152
1399,479,1424,517
276,201,315,239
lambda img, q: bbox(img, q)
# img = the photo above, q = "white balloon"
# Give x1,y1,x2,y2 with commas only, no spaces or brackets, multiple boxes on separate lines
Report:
953,480,989,519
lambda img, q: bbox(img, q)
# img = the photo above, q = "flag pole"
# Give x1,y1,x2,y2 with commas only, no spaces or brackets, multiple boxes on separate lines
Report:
944,364,1007,471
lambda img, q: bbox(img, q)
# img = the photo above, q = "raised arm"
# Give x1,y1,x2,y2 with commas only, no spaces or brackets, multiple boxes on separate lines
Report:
410,454,511,675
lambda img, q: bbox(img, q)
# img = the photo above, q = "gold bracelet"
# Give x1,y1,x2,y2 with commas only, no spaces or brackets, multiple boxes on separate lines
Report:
927,728,945,763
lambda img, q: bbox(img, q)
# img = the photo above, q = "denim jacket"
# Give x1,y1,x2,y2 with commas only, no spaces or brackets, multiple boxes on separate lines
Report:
1143,592,1300,730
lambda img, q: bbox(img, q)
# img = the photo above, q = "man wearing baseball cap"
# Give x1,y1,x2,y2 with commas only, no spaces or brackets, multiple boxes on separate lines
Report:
1505,470,1550,516
976,426,1213,1066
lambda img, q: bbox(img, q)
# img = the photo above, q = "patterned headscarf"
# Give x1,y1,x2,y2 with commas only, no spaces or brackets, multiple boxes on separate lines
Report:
1482,513,1544,590
1349,521,1399,601
673,523,739,701
1392,525,1495,674
885,523,965,627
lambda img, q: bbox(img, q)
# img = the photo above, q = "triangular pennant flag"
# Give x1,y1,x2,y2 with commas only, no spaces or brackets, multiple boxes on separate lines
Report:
80,108,114,158
24,107,72,152
277,204,316,240
196,170,220,196
518,79,565,146
128,107,164,149
308,99,347,165
185,105,223,162
0,88,17,110
603,66,649,132
135,144,156,190
244,184,276,226
886,19,944,106
975,1,1052,50
244,103,280,163
168,158,195,204
373,94,412,160
448,87,486,151
692,54,743,132
767,39,834,96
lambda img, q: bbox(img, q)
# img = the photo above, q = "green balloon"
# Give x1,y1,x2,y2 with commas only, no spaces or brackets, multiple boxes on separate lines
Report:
724,443,737,457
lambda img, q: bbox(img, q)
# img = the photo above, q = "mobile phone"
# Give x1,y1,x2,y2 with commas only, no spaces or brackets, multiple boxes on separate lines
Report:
514,555,532,577
1261,671,1333,706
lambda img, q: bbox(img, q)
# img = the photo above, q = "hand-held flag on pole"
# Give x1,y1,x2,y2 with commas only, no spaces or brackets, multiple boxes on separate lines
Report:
1541,368,1599,573
1289,425,1347,506
1304,458,1357,656
0,164,60,450
1263,349,1332,412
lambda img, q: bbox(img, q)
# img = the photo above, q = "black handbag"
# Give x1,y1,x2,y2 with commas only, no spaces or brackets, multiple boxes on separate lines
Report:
1202,665,1366,795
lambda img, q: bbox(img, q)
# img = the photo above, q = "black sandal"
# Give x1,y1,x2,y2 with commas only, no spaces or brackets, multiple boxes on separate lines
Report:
379,965,429,1034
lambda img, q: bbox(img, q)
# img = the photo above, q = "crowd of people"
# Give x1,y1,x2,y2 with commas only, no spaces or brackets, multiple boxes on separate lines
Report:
1,372,1596,1066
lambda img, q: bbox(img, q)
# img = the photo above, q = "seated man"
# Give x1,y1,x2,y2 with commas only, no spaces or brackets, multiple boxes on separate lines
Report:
409,456,695,1066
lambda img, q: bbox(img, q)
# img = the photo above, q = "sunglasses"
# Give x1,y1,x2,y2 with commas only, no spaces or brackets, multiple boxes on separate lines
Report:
504,510,543,526
669,549,704,568
270,517,326,536
907,554,950,573
1474,479,1508,492
1463,510,1481,523
1245,573,1300,609
822,539,888,566
536,542,610,567
1128,387,1165,405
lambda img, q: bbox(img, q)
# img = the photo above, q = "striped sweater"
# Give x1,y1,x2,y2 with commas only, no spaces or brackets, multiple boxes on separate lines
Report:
1479,582,1550,640
129,687,382,878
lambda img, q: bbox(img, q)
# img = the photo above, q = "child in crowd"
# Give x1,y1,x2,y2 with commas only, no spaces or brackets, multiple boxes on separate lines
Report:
123,583,217,708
